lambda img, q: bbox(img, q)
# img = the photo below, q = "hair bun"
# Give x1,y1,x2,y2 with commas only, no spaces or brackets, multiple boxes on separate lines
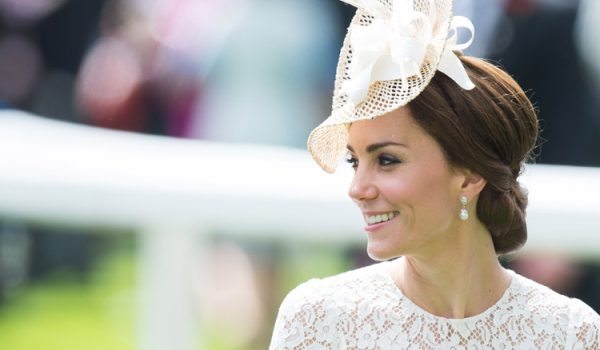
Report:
481,181,528,255
408,56,538,255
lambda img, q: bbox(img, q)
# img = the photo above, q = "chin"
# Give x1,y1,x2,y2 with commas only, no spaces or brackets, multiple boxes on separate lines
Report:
366,243,401,262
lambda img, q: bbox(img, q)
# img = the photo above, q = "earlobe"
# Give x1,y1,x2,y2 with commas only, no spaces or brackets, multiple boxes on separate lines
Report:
460,170,487,197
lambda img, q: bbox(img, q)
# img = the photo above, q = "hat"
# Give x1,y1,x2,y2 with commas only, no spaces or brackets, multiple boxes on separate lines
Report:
307,0,476,173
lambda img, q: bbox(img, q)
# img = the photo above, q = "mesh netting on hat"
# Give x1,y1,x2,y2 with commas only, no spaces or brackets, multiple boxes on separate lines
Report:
307,0,454,173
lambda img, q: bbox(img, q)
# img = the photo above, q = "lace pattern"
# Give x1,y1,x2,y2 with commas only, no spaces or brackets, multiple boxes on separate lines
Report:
270,262,600,349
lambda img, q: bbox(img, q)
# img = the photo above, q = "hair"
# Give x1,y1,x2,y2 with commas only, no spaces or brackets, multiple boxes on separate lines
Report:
408,55,539,255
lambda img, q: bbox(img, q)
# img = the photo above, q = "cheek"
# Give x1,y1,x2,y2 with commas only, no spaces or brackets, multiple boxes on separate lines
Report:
417,177,459,227
381,173,456,223
378,178,414,205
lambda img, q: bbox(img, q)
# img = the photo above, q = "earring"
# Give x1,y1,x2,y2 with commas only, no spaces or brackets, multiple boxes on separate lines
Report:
459,195,469,221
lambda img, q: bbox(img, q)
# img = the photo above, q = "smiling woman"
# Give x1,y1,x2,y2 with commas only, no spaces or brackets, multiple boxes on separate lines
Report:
346,109,469,261
269,0,600,349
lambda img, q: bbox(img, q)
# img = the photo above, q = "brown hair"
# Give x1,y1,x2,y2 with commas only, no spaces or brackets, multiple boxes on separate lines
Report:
408,55,539,255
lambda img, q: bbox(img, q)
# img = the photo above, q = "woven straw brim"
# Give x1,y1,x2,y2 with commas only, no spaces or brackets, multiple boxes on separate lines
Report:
307,0,453,173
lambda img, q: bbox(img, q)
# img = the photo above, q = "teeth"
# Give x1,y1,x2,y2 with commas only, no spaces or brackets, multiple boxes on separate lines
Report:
366,212,398,225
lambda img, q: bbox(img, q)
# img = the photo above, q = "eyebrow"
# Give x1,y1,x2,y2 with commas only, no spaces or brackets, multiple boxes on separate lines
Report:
347,141,409,153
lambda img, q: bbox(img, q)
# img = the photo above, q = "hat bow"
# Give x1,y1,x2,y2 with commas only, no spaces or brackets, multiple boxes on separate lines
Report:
341,0,476,107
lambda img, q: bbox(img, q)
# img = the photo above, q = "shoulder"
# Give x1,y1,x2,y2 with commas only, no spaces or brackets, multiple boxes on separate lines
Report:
278,261,392,308
269,262,395,349
512,271,598,315
564,298,600,348
510,272,600,347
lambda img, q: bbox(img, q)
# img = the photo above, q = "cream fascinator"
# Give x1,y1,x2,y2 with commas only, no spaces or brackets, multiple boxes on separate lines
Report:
307,0,476,172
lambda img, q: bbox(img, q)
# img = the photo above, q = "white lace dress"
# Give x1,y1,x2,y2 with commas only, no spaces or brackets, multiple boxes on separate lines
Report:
270,261,600,349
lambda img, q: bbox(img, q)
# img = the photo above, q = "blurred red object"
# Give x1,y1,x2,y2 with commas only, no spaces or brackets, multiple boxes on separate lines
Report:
504,0,541,15
76,36,146,131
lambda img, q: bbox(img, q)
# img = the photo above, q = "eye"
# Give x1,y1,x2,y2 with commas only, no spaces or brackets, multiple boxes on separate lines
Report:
345,155,358,170
378,154,401,166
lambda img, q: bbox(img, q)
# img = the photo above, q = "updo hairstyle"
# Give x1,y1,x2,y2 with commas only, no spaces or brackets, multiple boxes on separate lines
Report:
408,55,539,255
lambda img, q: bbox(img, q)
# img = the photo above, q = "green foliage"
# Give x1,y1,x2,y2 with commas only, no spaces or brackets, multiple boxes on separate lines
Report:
0,251,136,350
279,243,350,294
0,237,354,350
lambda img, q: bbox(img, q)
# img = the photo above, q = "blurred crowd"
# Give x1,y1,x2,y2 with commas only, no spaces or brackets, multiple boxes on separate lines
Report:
1,0,600,348
1,0,599,159
0,0,342,144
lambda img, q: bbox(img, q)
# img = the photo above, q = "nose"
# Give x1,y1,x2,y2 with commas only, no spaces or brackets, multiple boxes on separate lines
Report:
348,168,378,202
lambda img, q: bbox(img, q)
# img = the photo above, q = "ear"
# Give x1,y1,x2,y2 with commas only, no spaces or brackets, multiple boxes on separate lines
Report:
459,169,487,199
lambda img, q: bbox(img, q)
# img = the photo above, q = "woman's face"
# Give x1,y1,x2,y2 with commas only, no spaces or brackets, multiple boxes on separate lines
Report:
347,107,466,260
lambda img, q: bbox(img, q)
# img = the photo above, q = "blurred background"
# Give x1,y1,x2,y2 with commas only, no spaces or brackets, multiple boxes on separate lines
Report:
0,0,599,349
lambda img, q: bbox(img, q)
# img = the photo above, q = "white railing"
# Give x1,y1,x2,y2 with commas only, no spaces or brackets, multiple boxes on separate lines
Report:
1,110,599,350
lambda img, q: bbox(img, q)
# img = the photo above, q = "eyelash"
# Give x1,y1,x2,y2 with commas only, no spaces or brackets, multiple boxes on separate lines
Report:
379,154,401,166
345,154,401,169
346,156,358,169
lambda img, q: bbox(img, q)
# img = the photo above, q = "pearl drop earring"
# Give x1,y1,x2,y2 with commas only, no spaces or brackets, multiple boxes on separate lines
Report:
459,195,469,221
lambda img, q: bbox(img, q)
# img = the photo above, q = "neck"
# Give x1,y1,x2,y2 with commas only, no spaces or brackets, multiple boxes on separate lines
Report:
388,221,511,319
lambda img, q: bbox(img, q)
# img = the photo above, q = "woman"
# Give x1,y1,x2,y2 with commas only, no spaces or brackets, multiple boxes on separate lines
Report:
270,0,600,349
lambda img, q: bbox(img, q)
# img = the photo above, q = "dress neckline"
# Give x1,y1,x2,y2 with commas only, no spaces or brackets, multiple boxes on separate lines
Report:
376,259,518,323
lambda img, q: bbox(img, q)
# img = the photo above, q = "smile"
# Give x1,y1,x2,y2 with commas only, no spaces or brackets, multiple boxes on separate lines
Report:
365,211,399,225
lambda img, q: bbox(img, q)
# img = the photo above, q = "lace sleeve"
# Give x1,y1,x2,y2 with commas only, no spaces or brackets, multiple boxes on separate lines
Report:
269,279,340,350
566,298,600,349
